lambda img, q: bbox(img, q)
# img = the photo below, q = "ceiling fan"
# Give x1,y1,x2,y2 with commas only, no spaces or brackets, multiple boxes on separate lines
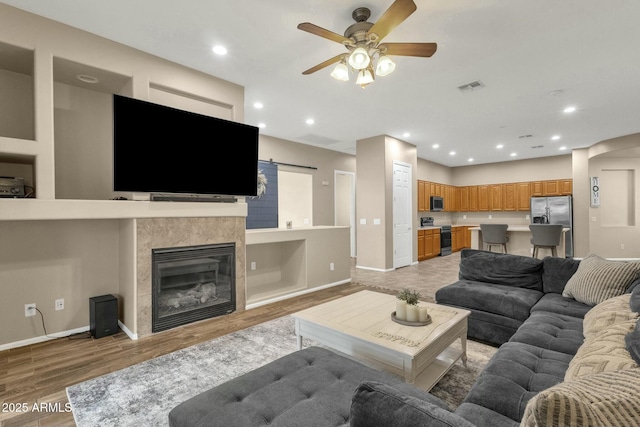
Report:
297,0,437,87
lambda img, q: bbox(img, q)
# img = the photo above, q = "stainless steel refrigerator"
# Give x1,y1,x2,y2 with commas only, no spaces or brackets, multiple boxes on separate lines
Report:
530,195,573,258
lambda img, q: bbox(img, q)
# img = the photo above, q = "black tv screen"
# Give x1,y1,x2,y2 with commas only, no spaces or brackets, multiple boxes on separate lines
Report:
113,94,259,197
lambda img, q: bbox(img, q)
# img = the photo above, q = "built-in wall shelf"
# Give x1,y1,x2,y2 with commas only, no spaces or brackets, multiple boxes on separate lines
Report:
0,199,247,221
245,227,351,308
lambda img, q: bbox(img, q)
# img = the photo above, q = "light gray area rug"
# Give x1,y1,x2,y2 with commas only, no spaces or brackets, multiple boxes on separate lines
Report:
67,315,496,427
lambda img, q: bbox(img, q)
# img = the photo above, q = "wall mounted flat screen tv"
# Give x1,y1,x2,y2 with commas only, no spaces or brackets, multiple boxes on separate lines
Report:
113,94,259,197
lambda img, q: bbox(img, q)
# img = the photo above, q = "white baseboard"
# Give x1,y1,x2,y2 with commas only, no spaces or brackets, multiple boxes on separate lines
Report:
118,320,138,340
355,265,395,272
0,326,89,351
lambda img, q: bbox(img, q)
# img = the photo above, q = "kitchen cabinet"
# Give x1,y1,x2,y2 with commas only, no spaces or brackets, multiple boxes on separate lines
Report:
469,186,478,211
418,228,440,261
543,180,560,196
490,185,503,211
416,179,570,214
516,182,531,211
451,226,471,252
460,186,469,212
478,185,489,211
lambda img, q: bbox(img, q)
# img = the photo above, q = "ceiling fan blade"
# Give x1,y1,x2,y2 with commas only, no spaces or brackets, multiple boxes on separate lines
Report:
297,22,351,45
378,42,437,57
302,54,345,75
367,0,417,41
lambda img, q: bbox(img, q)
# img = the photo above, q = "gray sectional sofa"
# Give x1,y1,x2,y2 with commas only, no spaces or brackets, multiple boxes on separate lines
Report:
169,249,640,427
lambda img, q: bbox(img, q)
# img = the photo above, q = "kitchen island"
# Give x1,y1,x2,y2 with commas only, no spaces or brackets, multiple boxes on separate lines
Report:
469,225,569,258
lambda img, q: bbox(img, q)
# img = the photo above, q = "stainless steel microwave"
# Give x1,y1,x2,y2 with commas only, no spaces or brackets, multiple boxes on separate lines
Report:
430,196,443,211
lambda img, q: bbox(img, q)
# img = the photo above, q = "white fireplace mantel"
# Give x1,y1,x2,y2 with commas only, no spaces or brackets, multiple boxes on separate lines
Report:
0,199,247,221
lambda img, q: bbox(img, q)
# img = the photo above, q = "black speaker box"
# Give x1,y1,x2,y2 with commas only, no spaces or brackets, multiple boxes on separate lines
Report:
90,294,119,338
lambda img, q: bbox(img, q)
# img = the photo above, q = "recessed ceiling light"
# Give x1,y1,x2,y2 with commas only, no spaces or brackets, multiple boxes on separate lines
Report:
449,151,456,156
551,135,561,140
253,102,263,109
76,74,99,84
212,45,227,55
467,158,474,162
559,146,567,151
258,123,266,128
496,144,504,149
432,144,439,149
306,118,314,125
563,106,576,113
510,152,517,157
402,132,410,138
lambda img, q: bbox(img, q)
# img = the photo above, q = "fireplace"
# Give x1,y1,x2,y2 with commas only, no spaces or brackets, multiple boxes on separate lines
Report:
152,243,236,332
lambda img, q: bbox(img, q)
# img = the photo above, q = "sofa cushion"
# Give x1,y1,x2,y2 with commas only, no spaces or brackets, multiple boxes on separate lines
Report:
530,293,592,319
541,256,580,294
565,319,638,381
349,381,474,427
520,367,640,427
509,311,584,355
562,253,640,305
626,320,640,365
455,403,520,427
436,280,543,322
459,249,544,291
583,293,638,338
462,342,572,423
631,283,640,313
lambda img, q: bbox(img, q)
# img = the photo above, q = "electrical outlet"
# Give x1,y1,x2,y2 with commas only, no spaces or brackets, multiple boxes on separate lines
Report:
330,262,335,271
25,303,36,317
621,244,625,250
250,261,256,270
55,298,64,310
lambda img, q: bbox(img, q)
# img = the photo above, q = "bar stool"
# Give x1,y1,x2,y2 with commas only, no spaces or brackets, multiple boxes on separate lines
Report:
480,224,509,253
529,224,563,258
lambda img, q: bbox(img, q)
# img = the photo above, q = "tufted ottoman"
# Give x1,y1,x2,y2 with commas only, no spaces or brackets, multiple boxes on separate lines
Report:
168,346,446,427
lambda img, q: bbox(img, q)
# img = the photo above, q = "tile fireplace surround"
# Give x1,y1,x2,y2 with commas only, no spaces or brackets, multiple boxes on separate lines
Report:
133,216,246,338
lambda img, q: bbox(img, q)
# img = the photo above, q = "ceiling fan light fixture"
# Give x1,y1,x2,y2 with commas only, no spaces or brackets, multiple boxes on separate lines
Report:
356,68,374,88
375,55,396,76
348,47,371,70
330,62,350,81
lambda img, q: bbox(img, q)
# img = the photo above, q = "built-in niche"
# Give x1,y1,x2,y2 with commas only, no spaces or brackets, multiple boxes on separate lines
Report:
0,41,35,190
52,57,132,200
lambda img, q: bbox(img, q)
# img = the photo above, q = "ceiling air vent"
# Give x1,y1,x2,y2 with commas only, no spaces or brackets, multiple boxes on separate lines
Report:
457,80,485,92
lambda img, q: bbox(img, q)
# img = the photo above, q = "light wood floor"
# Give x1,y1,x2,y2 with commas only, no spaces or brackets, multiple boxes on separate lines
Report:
0,254,461,427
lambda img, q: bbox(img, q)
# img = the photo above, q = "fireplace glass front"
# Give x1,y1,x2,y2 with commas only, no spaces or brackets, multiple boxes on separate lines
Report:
152,243,235,332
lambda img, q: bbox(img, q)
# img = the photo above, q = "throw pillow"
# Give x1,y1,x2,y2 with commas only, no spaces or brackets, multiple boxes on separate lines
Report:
562,253,640,306
521,367,640,427
583,293,639,338
565,319,638,381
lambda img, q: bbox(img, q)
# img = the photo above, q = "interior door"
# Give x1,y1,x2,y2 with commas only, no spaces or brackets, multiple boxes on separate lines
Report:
393,161,412,268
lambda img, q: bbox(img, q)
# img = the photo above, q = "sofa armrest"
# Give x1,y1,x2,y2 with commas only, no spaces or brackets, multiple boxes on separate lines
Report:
350,381,476,427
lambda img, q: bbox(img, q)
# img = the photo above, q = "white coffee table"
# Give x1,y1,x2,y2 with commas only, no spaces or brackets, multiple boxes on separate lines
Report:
292,290,470,391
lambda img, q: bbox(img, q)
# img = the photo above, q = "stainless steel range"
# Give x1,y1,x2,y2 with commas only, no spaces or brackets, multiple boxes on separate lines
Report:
440,225,452,256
